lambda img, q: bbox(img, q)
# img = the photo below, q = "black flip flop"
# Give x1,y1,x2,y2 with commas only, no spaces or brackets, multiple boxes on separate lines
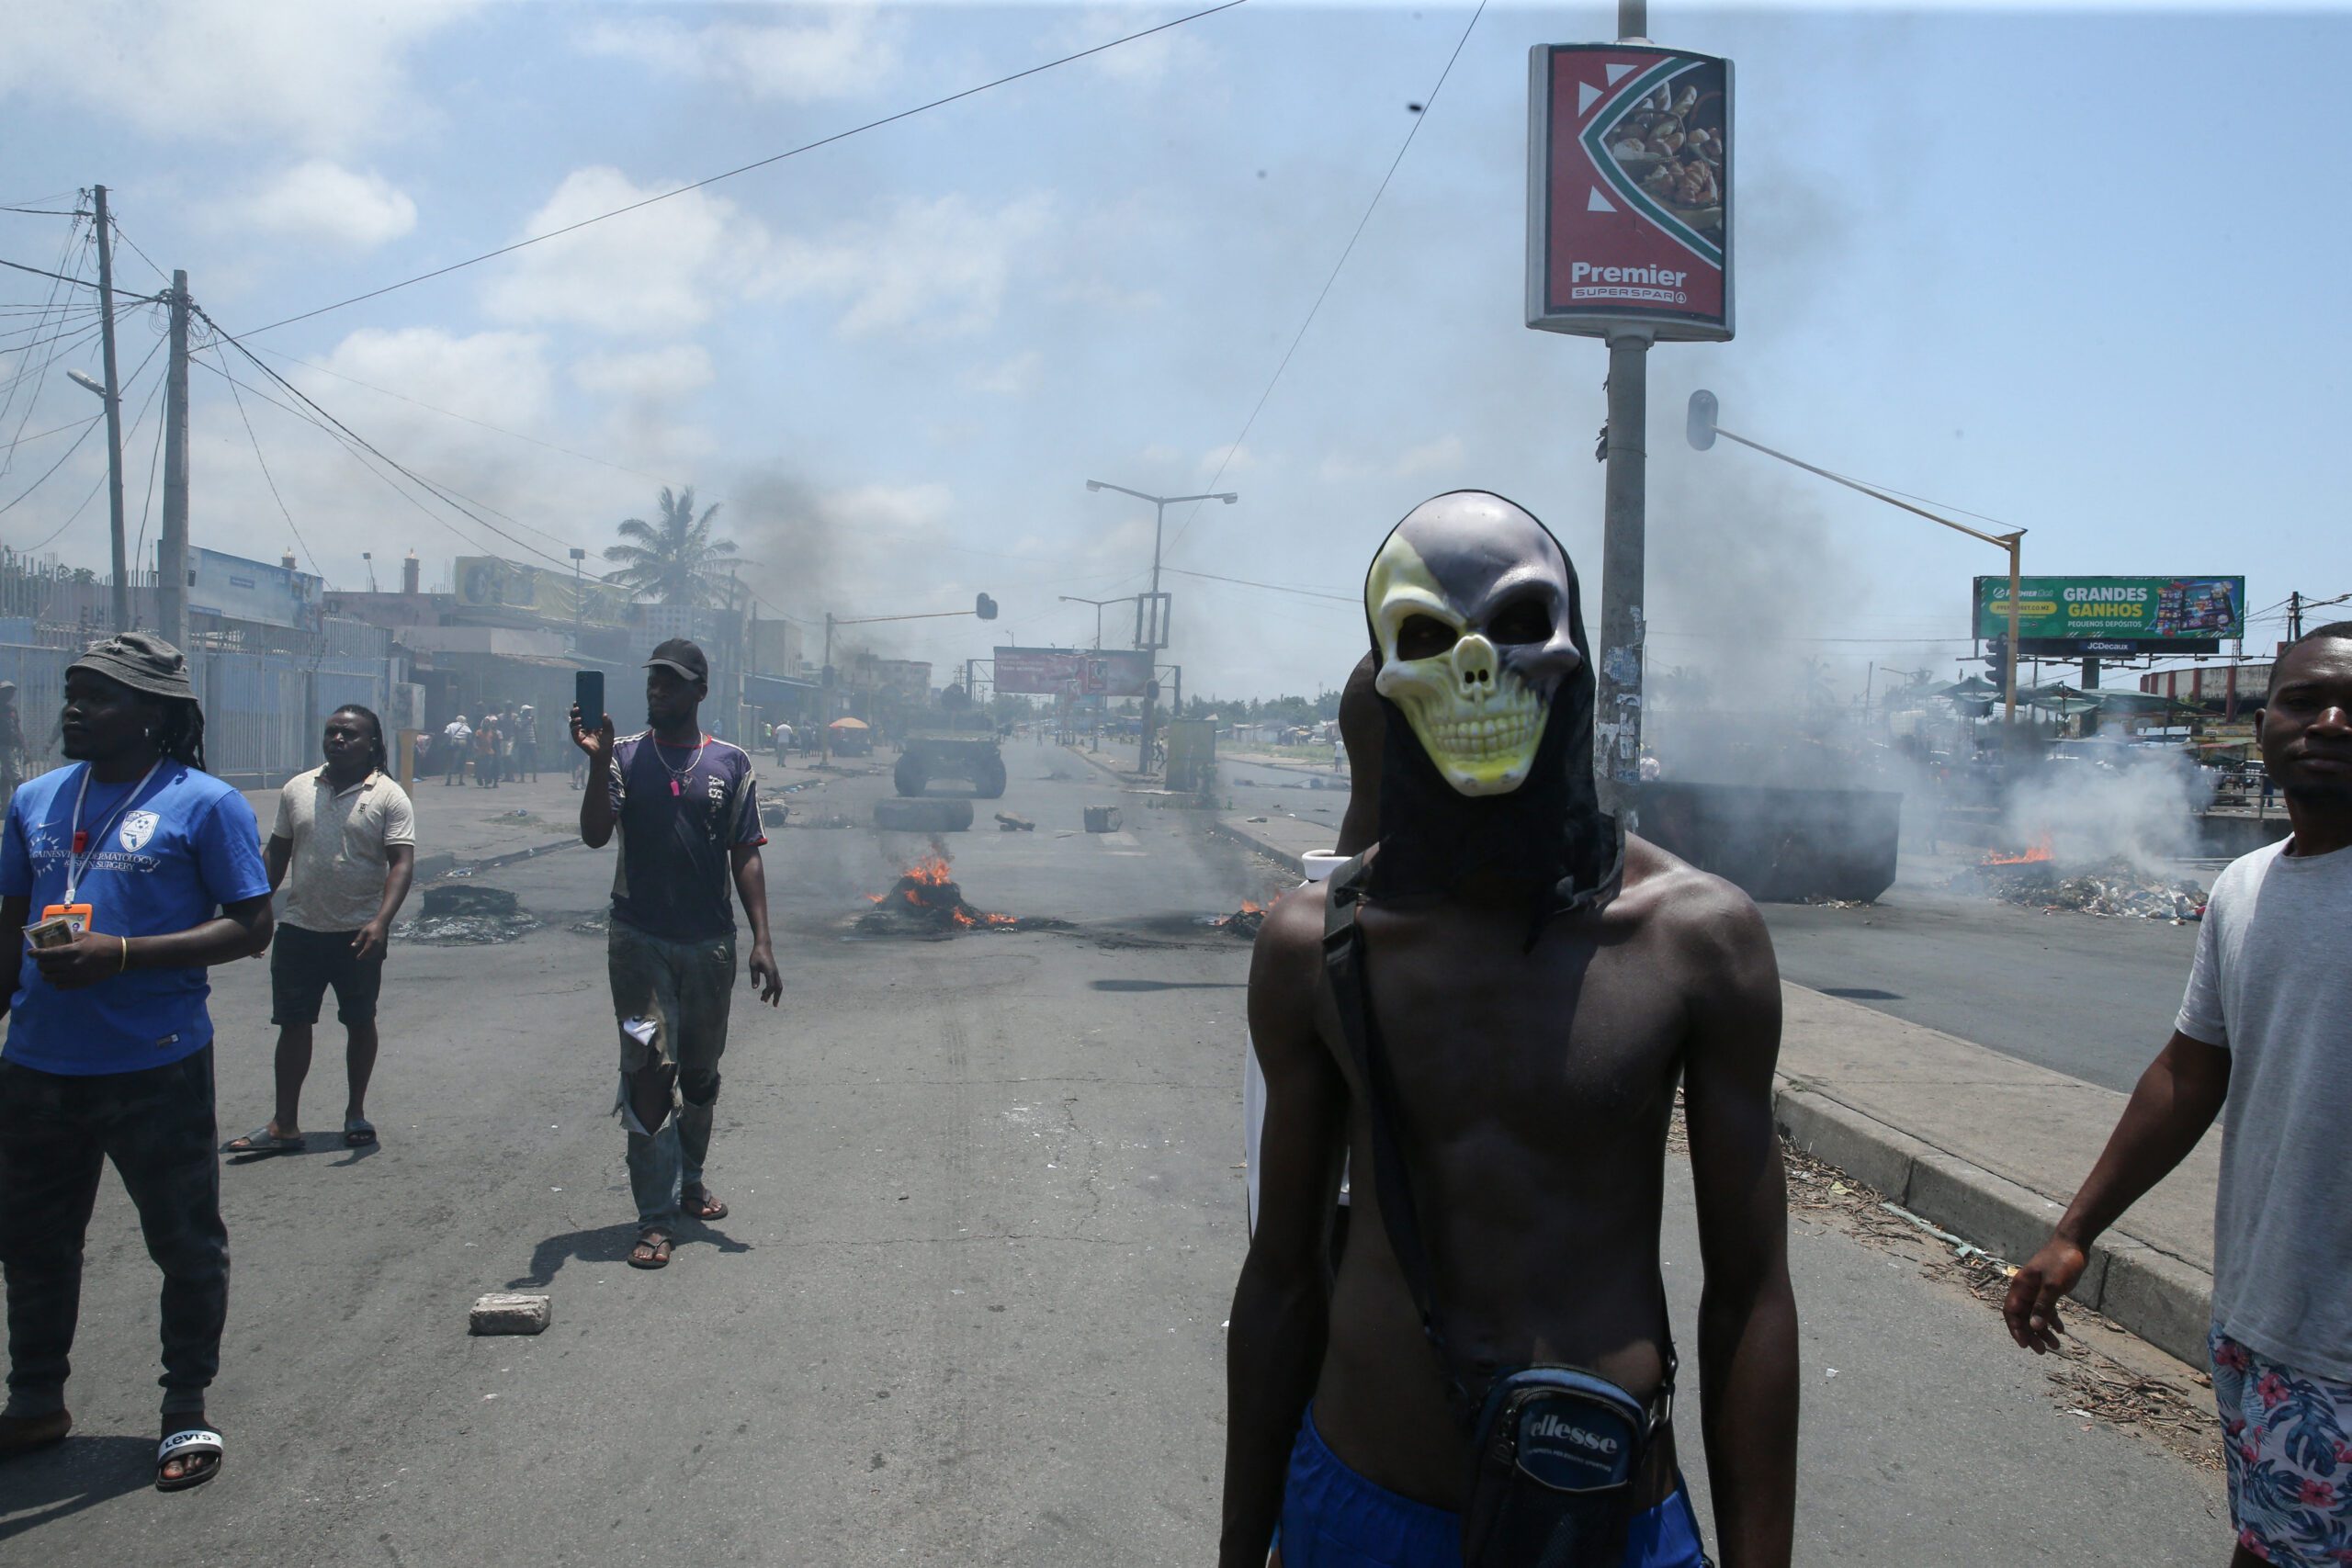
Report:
343,1117,377,1147
221,1125,303,1156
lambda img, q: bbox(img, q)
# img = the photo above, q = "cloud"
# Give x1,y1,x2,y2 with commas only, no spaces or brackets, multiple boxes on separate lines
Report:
237,161,417,250
0,0,464,152
481,168,765,338
759,194,1057,339
574,6,899,101
967,350,1042,397
305,327,554,430
573,345,716,401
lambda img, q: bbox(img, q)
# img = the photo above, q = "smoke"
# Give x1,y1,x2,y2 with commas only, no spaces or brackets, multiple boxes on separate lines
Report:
2000,760,2198,871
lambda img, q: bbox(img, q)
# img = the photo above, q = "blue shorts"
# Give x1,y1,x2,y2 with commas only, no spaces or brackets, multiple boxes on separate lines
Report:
2211,1325,2352,1565
1278,1402,1710,1567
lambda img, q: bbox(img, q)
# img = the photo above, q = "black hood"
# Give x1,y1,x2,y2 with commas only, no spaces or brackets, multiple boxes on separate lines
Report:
1363,491,1623,935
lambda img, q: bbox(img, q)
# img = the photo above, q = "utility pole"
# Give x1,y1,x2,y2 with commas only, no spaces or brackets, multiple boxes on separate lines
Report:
158,269,190,651
2289,590,2303,643
91,187,130,634
1594,0,1653,817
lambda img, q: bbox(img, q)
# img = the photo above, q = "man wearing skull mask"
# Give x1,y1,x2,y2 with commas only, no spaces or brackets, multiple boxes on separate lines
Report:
1222,492,1796,1567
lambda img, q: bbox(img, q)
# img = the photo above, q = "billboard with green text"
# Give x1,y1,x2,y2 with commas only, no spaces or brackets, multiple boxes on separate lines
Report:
1973,575,2245,648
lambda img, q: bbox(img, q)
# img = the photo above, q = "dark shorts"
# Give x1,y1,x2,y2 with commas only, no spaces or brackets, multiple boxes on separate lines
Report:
1278,1403,1709,1568
270,923,384,1026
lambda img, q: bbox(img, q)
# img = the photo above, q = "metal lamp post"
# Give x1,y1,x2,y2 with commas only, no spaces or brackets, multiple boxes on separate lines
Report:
1686,389,2026,726
1083,480,1236,772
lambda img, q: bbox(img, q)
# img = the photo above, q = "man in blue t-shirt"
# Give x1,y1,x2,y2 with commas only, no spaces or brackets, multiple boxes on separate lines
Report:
0,634,273,1491
571,639,780,1271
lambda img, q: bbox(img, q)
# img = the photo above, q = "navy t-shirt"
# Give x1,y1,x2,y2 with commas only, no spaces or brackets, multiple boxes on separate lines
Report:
1,761,271,1075
605,732,764,941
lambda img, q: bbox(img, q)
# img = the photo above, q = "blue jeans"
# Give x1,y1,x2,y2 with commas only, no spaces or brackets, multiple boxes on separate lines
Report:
607,922,736,1230
0,1048,228,1419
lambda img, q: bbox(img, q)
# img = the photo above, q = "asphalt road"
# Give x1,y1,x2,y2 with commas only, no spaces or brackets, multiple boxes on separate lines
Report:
0,748,2225,1563
1211,758,2199,1095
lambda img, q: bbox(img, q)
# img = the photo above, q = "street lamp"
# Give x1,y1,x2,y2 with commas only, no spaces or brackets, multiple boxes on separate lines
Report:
1687,390,2027,727
1083,479,1237,771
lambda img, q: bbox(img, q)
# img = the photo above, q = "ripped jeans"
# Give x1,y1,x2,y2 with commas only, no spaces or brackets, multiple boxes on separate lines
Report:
606,921,736,1230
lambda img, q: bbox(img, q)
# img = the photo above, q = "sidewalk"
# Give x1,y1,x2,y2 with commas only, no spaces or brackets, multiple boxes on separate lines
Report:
1205,806,2220,1370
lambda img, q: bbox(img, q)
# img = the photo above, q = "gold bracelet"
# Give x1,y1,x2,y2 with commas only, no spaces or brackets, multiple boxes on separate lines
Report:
117,934,129,974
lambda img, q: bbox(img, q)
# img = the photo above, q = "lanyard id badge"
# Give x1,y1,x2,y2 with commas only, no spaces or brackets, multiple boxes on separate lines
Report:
62,759,163,907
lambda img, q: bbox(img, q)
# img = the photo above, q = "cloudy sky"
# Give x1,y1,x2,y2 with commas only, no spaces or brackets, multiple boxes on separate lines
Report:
3,1,2346,702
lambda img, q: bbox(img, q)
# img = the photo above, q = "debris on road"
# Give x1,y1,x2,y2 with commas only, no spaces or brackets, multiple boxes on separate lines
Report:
995,812,1035,831
401,885,542,944
469,1292,551,1336
1083,806,1122,833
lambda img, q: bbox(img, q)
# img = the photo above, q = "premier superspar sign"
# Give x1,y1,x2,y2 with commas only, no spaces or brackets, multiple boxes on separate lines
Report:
1527,44,1733,341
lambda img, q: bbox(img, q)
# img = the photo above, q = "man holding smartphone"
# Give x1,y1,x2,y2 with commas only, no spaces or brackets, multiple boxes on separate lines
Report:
571,640,781,1271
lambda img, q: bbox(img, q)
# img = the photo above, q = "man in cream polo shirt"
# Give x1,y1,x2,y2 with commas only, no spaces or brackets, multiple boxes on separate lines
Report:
224,705,415,1156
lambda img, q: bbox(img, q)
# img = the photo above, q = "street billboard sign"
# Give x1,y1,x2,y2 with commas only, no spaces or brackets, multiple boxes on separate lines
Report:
455,556,632,626
993,648,1152,698
1527,43,1733,341
185,546,322,632
1975,575,2245,656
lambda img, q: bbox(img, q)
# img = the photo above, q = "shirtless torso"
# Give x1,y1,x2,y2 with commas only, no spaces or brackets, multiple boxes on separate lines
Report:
1223,837,1796,1565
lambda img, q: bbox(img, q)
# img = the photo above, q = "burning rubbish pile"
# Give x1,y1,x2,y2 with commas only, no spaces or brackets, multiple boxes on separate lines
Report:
1202,901,1267,939
1954,838,2205,921
857,852,1053,936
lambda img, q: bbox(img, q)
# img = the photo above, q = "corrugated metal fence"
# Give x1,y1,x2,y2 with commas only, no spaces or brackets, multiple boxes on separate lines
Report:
3,641,399,791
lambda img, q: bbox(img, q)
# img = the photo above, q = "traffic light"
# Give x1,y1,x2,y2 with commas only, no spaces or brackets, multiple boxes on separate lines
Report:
1984,633,2010,694
975,592,998,620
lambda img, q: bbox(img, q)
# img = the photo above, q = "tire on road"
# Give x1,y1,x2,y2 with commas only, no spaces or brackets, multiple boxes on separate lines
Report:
894,755,929,797
972,754,1007,799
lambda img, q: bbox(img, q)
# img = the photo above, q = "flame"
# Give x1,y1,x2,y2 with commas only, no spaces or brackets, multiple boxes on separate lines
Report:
984,912,1018,927
1238,900,1263,915
1983,834,2054,867
906,854,955,887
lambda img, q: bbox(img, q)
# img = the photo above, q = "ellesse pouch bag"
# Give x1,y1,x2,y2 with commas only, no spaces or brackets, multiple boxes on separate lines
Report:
1458,1365,1651,1567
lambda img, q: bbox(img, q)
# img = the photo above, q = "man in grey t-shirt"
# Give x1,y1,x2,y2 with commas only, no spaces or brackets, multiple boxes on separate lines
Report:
2006,624,2352,1568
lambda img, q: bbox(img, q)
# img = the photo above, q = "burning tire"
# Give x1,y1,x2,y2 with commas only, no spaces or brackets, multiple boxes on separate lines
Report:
894,756,929,797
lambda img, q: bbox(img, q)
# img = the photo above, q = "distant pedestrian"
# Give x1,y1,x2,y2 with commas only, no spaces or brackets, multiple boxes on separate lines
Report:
0,633,273,1490
516,705,539,783
222,705,415,1156
2007,621,2352,1568
499,706,519,783
442,715,471,787
571,639,780,1271
474,713,500,789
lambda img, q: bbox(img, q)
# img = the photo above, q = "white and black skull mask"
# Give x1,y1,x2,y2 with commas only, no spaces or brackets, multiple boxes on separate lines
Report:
1366,492,1585,796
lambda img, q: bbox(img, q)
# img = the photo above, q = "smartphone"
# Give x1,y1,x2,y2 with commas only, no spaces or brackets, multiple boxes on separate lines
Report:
575,670,605,734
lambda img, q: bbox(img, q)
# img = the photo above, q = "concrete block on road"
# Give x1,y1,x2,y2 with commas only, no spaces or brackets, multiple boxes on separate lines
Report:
2097,1241,2213,1368
1084,806,1122,833
875,798,973,832
469,1292,550,1336
1905,1150,2067,1271
1771,1087,1928,1202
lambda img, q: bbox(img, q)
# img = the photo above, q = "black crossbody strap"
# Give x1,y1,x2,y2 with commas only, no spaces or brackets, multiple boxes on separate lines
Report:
1320,856,1474,1420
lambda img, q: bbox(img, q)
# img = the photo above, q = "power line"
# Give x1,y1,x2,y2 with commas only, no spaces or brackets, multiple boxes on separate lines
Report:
213,349,322,581
241,0,1251,338
19,339,166,556
1165,0,1486,561
197,304,589,570
1160,565,1357,604
0,255,101,292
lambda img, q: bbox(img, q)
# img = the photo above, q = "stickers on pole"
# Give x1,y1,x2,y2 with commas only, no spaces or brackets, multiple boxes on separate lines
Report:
1527,44,1734,341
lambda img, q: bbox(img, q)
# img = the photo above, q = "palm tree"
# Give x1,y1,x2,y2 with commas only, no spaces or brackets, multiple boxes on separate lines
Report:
602,485,738,605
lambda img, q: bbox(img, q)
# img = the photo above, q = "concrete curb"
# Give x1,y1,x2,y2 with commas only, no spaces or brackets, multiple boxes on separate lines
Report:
1771,1087,2211,1367
1207,809,2213,1368
1207,818,1306,875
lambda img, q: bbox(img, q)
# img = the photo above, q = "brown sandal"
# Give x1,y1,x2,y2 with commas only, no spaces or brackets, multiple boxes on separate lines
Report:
628,1231,673,1269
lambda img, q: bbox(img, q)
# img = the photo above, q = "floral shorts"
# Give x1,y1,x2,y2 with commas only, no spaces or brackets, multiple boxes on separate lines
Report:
2211,1325,2352,1565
